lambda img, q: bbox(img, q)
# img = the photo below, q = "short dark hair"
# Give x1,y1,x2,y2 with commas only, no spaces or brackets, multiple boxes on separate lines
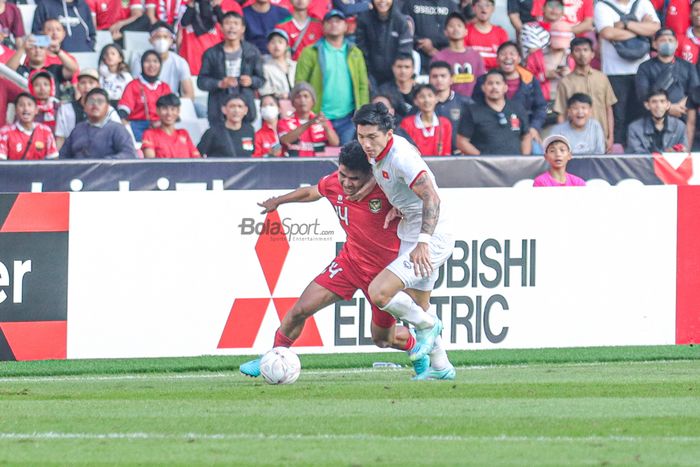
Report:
693,0,700,7
260,94,280,106
646,88,669,101
429,60,451,74
570,36,593,50
220,11,245,25
352,103,395,133
497,41,519,56
156,93,181,108
445,11,467,26
393,53,414,65
567,93,593,107
150,20,174,35
86,87,109,101
483,68,507,83
14,92,36,106
222,93,249,107
338,141,372,174
412,83,436,97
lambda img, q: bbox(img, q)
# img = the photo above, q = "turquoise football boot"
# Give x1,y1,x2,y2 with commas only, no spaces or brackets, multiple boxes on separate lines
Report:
408,319,443,361
411,354,430,377
239,358,261,377
412,364,456,381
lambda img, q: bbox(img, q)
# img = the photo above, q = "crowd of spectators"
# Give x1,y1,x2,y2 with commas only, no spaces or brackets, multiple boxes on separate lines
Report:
2,0,700,161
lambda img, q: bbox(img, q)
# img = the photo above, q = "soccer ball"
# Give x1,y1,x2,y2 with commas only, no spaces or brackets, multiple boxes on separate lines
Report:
259,347,301,385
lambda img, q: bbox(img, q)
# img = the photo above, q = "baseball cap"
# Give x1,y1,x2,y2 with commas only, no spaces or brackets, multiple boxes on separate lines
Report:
78,68,100,81
542,134,571,152
323,9,346,21
29,70,52,83
267,28,289,43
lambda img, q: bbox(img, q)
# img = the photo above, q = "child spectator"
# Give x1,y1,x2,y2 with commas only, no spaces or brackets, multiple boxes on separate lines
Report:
522,16,574,102
0,93,59,160
549,93,606,154
98,44,133,106
142,94,201,158
432,11,486,98
259,28,296,99
277,82,339,157
28,70,60,131
198,93,256,157
400,84,452,156
253,94,284,157
118,50,173,141
244,0,291,53
464,0,509,70
276,0,324,61
533,134,586,186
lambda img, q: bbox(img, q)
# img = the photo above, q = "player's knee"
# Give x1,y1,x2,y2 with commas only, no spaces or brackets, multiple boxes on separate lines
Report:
368,282,392,309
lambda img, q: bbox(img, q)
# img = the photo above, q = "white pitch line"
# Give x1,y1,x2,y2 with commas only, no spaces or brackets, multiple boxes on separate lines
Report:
0,359,694,383
0,432,698,444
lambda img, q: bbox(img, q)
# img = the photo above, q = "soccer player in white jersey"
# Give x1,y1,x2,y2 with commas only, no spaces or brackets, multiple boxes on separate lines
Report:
352,103,456,380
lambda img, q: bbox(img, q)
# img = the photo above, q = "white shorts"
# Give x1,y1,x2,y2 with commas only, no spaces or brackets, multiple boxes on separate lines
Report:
386,232,455,291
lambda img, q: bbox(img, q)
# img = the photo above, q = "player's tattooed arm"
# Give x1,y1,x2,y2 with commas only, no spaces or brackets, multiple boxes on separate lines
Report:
411,172,440,235
258,186,323,213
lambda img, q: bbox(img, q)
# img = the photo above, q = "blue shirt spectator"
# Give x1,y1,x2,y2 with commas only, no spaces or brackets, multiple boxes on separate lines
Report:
243,0,291,53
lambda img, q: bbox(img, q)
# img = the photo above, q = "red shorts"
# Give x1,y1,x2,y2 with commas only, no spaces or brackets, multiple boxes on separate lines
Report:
313,252,396,329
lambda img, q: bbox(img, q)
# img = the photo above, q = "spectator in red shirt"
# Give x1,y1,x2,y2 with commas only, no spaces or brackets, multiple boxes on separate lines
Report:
400,84,452,156
141,93,201,158
532,0,594,36
0,93,59,161
0,0,25,49
275,0,323,61
676,0,700,64
86,0,127,30
253,94,284,157
651,0,689,38
118,50,173,141
464,0,510,70
278,82,339,156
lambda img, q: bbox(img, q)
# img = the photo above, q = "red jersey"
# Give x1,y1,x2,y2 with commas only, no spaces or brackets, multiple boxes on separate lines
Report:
275,16,323,60
532,0,594,27
317,171,400,277
145,0,184,24
0,123,58,160
277,112,333,157
118,77,172,121
0,44,12,64
141,127,201,158
253,121,284,157
399,114,452,156
464,23,510,70
651,0,690,37
677,33,700,64
86,0,128,29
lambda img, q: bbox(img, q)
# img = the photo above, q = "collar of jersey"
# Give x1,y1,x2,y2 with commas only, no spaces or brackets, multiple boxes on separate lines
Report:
373,136,394,163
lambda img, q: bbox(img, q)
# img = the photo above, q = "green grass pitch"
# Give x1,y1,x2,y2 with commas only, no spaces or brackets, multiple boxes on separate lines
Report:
1,345,699,465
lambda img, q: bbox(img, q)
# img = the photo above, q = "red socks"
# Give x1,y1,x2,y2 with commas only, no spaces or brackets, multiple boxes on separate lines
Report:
273,328,295,348
402,333,416,352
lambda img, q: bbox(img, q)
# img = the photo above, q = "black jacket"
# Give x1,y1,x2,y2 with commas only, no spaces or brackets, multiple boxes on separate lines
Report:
356,5,414,86
636,57,700,104
197,41,265,125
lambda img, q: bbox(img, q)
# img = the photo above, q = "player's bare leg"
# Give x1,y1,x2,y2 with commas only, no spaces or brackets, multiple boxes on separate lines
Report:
240,281,341,377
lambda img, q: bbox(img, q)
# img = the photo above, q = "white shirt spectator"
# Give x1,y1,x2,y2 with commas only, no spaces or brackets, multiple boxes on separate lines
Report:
99,65,133,102
594,0,660,75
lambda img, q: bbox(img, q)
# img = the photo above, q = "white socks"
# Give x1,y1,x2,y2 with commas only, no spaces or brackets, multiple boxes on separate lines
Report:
380,291,435,330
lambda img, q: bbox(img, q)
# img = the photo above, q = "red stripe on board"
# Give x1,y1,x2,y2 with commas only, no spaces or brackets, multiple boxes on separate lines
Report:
676,186,700,344
217,298,270,348
0,193,69,232
0,321,66,360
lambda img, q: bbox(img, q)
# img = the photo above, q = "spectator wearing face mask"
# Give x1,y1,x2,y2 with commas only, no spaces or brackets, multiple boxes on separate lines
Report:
254,94,285,157
636,28,700,121
32,0,96,52
131,22,196,104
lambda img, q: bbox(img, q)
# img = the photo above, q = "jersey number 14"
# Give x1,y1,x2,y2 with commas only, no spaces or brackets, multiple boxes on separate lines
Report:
334,205,349,226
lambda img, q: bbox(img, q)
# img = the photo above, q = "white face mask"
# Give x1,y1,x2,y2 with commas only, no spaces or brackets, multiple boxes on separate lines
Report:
152,38,172,54
260,105,279,121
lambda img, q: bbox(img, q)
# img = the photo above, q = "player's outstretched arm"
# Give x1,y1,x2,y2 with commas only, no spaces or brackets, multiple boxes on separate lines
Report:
409,172,441,278
258,185,323,214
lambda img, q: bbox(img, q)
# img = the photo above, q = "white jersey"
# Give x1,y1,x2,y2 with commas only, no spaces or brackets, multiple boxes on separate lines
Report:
369,135,449,241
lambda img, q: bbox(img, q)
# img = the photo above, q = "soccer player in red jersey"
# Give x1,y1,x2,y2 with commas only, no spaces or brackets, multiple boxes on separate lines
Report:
240,141,430,378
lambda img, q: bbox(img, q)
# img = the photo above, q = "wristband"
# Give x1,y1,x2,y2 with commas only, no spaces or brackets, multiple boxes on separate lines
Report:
418,233,432,244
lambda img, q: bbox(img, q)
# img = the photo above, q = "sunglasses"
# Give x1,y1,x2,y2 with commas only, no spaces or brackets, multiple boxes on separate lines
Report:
497,112,508,127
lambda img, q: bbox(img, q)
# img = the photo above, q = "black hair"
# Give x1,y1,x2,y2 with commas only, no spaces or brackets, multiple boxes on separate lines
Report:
646,88,669,101
567,93,593,107
220,11,245,26
412,83,437,97
693,0,700,7
222,92,249,107
445,11,467,26
86,87,109,101
14,92,36,106
429,60,452,74
393,53,414,65
483,68,507,82
150,20,174,35
260,94,280,106
352,103,395,133
570,36,593,50
156,93,181,108
497,41,519,56
338,141,372,174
